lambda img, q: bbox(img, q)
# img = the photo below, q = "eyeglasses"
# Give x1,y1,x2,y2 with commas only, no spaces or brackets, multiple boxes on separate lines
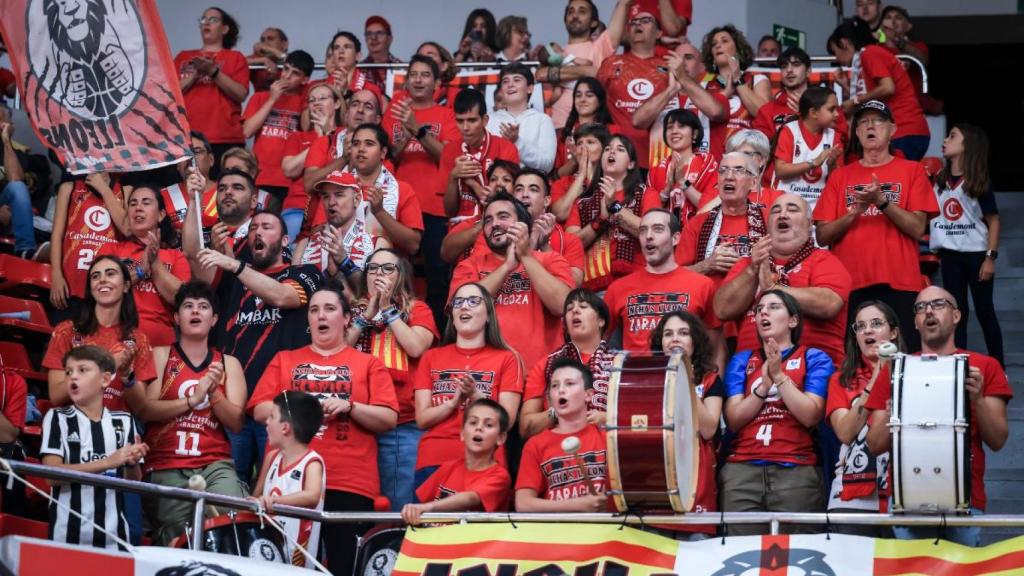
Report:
366,263,398,275
630,16,656,26
191,147,209,156
753,302,786,314
365,31,389,39
718,166,754,177
852,318,888,333
451,296,484,310
913,298,955,314
198,16,222,25
856,117,889,128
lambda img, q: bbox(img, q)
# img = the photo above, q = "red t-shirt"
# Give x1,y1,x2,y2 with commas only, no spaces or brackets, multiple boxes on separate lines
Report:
450,250,575,369
865,350,1013,511
414,344,523,469
515,424,608,501
699,75,755,161
453,220,585,274
248,346,398,497
812,157,938,291
675,204,770,289
144,347,233,473
281,129,318,212
98,241,191,347
646,153,719,225
354,300,439,425
725,250,851,363
415,458,511,511
243,91,305,187
565,188,657,291
596,52,668,168
382,104,460,217
174,49,250,143
523,350,608,412
42,321,157,413
1,370,27,431
61,180,125,298
604,267,718,352
438,134,520,223
855,45,929,139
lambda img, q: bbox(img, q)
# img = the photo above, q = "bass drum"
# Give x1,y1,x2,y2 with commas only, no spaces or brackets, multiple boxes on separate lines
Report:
355,525,406,576
890,353,971,514
605,351,699,513
171,511,286,563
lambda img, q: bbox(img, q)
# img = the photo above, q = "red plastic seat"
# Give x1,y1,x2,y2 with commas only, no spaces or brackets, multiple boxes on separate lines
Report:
0,342,46,383
0,254,52,296
0,294,51,335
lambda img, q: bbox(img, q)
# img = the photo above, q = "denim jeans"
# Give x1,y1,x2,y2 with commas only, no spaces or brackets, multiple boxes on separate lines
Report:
1,181,36,253
282,208,304,249
377,422,422,510
892,507,983,547
227,415,268,488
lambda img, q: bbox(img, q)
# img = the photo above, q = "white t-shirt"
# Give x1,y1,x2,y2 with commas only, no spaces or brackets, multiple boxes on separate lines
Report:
487,107,557,172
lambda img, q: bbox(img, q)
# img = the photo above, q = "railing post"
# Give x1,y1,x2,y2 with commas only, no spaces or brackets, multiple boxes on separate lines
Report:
770,518,780,535
191,498,205,551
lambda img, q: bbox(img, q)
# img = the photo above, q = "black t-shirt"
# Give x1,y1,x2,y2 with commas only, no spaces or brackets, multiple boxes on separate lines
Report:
215,263,322,392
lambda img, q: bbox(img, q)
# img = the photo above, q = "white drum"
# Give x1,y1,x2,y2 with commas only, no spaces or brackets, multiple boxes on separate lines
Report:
889,353,971,514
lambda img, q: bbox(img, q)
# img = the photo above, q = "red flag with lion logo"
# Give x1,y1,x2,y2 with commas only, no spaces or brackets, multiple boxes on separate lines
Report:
0,0,190,174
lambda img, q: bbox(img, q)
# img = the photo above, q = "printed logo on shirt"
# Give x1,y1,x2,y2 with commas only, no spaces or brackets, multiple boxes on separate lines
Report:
84,206,111,232
943,198,964,222
292,363,353,441
626,78,654,100
436,484,457,500
67,431,81,443
786,358,802,370
290,469,302,481
235,291,282,326
540,451,607,500
177,379,210,411
261,108,300,139
625,292,690,332
429,369,496,406
844,182,902,216
491,270,533,306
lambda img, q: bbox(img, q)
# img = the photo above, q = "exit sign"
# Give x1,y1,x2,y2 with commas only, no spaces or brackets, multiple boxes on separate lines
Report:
773,24,806,50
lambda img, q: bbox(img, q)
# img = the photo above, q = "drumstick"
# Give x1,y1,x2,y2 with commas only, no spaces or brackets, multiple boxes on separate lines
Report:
188,474,220,517
561,436,598,495
190,156,205,251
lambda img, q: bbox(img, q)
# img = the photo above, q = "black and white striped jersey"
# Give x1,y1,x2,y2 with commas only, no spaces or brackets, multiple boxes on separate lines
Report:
41,406,137,549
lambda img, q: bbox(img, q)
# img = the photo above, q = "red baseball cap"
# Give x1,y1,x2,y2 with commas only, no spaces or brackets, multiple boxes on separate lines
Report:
629,1,658,22
365,15,392,35
314,170,361,193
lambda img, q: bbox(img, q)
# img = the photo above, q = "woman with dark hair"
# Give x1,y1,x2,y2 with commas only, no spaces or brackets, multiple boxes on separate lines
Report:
930,124,1003,365
565,134,659,291
345,249,438,510
413,283,523,485
454,8,498,63
826,18,930,160
249,284,398,576
647,109,719,224
650,310,724,538
43,255,154,414
825,300,902,535
494,15,533,63
550,123,610,222
519,288,612,439
721,290,833,534
97,186,190,347
555,77,616,178
700,24,772,122
174,7,250,168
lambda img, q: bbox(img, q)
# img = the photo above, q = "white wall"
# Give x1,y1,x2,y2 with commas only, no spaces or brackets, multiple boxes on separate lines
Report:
840,0,1016,18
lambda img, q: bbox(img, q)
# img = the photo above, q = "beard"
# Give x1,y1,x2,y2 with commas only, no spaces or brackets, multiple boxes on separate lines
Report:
252,237,283,269
484,229,511,253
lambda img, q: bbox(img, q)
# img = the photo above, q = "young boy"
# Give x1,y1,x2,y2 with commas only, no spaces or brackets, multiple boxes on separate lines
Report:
515,358,608,512
486,63,556,173
251,391,326,568
402,399,511,525
41,345,148,549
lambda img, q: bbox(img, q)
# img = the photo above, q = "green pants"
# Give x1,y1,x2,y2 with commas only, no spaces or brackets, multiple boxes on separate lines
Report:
719,461,825,536
145,460,247,546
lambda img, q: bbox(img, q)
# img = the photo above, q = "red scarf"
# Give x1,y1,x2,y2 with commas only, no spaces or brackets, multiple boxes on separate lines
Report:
696,200,767,262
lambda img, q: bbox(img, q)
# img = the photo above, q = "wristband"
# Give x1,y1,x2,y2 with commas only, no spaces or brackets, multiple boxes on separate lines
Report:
123,373,138,389
233,260,247,276
339,257,360,277
345,401,355,416
877,200,891,212
352,314,371,330
608,201,623,215
134,266,146,282
381,306,402,325
752,387,768,400
415,125,430,140
547,407,558,424
210,67,220,80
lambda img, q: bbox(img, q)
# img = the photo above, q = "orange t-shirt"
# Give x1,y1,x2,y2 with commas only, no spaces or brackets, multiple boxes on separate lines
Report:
855,45,929,139
515,424,608,501
415,458,511,511
675,204,770,290
414,344,523,469
450,250,575,369
248,346,398,497
42,321,156,413
812,157,938,291
98,241,191,347
243,91,305,188
381,104,460,217
174,49,250,143
604,266,719,351
61,180,125,298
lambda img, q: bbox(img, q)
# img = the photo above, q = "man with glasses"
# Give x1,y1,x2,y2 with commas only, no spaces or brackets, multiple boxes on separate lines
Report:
450,191,575,369
813,100,937,351
675,152,769,291
302,88,382,198
361,16,402,91
715,193,851,363
864,285,1011,546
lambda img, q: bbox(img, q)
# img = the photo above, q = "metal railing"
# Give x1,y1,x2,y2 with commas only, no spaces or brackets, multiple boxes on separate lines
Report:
4,458,1021,550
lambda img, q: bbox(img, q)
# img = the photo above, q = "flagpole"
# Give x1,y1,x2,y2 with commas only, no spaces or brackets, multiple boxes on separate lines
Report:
191,156,204,250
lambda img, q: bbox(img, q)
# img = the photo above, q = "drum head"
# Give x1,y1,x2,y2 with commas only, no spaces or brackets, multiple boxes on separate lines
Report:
357,526,406,576
666,352,699,513
605,351,628,513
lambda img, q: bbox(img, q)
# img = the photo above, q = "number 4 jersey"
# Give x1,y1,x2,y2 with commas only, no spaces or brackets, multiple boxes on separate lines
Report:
144,345,233,473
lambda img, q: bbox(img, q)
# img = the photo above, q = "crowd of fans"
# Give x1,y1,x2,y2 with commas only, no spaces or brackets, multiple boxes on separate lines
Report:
0,0,1012,574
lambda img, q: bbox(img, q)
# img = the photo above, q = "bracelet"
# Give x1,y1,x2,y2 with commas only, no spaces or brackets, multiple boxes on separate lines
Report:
210,67,220,80
752,387,768,400
134,266,147,282
547,406,558,424
381,306,402,325
352,314,371,330
339,257,360,277
233,260,247,276
877,200,891,212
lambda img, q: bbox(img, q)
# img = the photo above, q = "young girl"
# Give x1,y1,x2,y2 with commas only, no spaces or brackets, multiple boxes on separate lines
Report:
648,109,719,225
930,124,1003,365
773,86,845,212
555,78,616,179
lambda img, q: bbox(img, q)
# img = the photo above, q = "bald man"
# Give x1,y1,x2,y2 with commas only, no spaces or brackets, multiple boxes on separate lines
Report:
864,285,1011,546
715,193,851,363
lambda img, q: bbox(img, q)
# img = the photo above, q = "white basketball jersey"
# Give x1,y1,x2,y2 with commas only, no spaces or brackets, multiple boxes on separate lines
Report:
263,449,325,568
775,121,835,210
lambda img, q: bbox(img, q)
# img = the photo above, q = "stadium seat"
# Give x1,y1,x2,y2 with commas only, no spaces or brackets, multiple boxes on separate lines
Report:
0,342,46,383
0,255,51,298
0,295,50,336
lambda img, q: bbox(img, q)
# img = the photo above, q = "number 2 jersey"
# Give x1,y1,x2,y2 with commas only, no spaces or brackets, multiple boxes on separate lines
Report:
143,345,233,473
724,345,833,465
61,179,125,298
